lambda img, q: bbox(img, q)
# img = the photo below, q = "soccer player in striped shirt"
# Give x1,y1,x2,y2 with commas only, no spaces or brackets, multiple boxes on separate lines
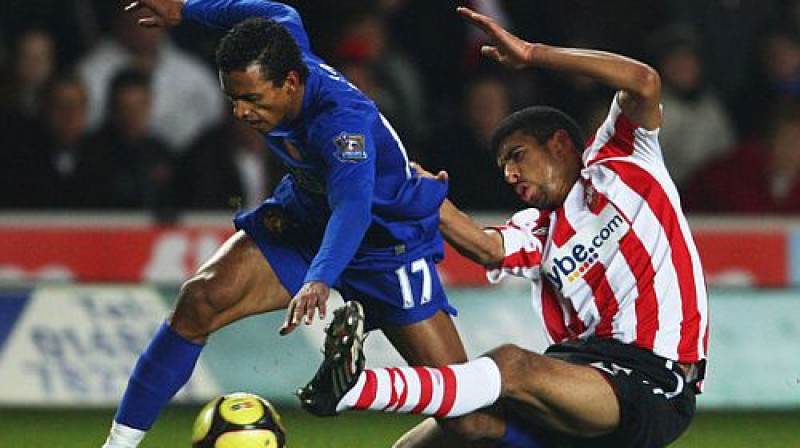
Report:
300,7,709,448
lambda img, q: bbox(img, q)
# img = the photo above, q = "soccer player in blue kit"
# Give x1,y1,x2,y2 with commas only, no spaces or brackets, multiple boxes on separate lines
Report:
100,1,486,447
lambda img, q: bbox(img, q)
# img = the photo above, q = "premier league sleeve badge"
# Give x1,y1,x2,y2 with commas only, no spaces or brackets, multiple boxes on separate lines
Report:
333,132,368,163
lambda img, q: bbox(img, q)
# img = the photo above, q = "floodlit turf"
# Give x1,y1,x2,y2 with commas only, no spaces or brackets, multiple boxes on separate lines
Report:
0,406,797,447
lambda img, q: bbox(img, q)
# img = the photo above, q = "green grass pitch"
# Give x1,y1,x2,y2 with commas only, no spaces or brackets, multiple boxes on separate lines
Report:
0,406,797,447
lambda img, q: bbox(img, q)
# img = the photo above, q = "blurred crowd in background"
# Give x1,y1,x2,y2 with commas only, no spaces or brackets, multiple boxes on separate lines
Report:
1,0,800,219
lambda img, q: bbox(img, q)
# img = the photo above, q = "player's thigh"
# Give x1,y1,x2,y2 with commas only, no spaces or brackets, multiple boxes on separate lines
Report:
171,230,291,340
338,254,466,365
382,310,467,366
490,344,619,437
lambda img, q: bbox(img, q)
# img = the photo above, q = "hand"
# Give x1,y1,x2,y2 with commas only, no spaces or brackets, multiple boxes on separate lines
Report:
456,6,534,69
124,0,185,28
410,161,448,183
279,281,330,335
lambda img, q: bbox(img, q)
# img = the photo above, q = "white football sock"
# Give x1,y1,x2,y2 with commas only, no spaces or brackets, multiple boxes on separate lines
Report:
337,356,502,417
101,421,146,448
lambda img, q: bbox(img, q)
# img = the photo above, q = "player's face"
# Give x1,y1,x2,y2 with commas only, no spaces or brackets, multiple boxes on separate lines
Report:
496,129,578,209
219,65,302,134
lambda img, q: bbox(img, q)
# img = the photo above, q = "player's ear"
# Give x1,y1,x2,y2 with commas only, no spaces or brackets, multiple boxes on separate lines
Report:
551,129,578,159
284,70,300,93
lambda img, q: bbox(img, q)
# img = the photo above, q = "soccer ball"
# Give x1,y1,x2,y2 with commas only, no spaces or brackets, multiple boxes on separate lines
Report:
191,392,287,448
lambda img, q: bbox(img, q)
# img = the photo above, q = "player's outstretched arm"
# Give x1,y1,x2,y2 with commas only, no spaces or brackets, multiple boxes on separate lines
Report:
440,200,505,266
126,0,310,49
125,0,185,28
457,6,661,129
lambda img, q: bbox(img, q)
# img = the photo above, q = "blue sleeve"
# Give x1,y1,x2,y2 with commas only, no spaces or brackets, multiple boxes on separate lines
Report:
183,0,310,51
304,121,376,286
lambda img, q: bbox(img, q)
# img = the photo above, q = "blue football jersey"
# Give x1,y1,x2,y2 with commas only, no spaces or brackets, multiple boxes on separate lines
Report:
184,0,448,286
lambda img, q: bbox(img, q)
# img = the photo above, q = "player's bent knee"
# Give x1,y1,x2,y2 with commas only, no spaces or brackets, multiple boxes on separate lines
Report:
171,275,238,340
487,344,550,399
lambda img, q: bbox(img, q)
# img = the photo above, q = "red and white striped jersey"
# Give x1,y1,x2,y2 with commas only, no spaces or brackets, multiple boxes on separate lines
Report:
488,97,709,365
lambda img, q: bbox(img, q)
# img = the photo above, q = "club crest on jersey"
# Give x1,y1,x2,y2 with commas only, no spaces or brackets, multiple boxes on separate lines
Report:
584,183,598,209
261,207,292,234
333,132,367,163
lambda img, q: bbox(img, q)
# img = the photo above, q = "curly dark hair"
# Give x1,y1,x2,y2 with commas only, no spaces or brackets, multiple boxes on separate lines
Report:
490,106,586,156
216,17,309,86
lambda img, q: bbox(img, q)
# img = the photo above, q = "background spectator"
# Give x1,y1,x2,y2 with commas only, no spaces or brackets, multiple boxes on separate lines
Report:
421,74,522,211
1,0,800,214
79,68,176,214
684,99,800,214
77,7,224,153
383,0,471,118
0,0,97,68
0,74,92,208
648,24,737,190
330,7,427,150
176,116,284,210
0,27,56,120
740,28,800,135
667,0,780,135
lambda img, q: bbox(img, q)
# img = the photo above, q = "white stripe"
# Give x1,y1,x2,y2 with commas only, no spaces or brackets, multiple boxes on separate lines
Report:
379,113,412,179
394,369,422,413
423,367,445,415
373,369,392,409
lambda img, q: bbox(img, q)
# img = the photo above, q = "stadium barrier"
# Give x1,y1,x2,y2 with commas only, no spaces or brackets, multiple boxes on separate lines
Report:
0,284,798,409
2,212,800,288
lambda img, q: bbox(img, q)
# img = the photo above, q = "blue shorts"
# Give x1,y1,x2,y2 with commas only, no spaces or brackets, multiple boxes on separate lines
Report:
233,201,456,331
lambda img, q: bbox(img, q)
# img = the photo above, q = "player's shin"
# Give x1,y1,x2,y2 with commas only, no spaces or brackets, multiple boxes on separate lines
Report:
102,321,204,448
338,357,502,417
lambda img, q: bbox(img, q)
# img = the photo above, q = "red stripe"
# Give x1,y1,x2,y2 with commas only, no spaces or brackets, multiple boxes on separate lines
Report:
588,183,610,215
410,367,433,414
434,367,457,418
588,114,636,166
618,229,659,350
566,301,587,335
394,368,409,410
541,282,569,342
354,370,378,410
382,368,399,411
585,133,596,149
552,207,576,246
606,160,702,361
583,262,618,338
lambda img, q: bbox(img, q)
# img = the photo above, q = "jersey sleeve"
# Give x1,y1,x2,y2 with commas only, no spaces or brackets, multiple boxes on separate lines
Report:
183,0,310,51
583,94,665,169
303,116,376,286
486,208,550,283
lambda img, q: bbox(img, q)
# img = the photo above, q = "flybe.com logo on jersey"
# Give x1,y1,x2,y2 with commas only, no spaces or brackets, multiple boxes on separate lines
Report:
544,205,630,291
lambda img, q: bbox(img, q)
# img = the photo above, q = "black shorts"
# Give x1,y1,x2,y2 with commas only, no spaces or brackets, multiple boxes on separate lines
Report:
507,338,696,448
